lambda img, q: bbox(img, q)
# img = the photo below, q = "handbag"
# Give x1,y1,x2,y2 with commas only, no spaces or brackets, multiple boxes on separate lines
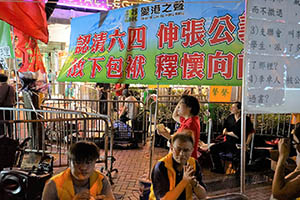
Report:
213,134,227,143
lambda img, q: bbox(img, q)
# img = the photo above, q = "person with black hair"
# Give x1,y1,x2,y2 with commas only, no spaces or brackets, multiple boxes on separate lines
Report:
149,130,206,200
95,83,110,115
209,102,254,174
119,89,139,123
271,126,300,200
42,141,115,200
157,95,201,159
20,72,44,149
113,83,128,99
0,73,16,137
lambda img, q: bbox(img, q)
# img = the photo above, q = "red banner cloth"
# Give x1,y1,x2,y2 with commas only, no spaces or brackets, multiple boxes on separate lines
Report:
15,28,46,73
0,1,48,44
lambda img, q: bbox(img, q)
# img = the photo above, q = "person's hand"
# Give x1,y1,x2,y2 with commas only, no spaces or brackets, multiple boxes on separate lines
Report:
190,177,200,190
183,164,195,183
278,138,290,160
73,189,91,200
157,124,171,139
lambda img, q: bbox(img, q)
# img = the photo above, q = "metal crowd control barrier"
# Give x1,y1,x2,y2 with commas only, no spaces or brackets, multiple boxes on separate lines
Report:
44,98,148,146
43,98,100,113
148,99,294,147
252,113,292,138
0,107,117,184
106,99,147,146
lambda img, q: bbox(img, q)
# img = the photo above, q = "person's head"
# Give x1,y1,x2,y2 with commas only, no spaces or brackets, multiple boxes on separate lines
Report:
177,95,200,117
0,73,8,82
231,102,241,115
292,125,300,153
122,89,131,97
68,141,99,181
170,130,194,165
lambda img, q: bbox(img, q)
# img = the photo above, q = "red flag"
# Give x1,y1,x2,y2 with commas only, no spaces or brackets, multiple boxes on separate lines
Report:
0,1,48,44
15,28,46,73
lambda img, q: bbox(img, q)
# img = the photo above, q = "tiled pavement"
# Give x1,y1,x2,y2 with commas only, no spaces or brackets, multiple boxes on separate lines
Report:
109,145,167,199
53,141,273,200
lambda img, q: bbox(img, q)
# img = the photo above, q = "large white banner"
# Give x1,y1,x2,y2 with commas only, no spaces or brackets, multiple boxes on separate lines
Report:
244,0,300,113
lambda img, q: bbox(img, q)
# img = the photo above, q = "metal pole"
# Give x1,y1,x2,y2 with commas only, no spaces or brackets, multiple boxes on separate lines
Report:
10,27,20,108
248,114,256,165
240,0,250,191
207,118,212,149
11,26,21,139
149,83,159,179
240,111,246,194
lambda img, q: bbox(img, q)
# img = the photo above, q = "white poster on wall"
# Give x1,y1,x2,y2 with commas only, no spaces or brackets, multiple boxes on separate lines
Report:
244,0,300,113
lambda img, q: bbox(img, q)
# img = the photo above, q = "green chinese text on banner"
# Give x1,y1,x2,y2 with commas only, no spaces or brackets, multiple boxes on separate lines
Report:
0,20,14,59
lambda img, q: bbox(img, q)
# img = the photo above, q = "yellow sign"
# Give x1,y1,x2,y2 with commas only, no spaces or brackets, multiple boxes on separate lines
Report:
209,86,232,102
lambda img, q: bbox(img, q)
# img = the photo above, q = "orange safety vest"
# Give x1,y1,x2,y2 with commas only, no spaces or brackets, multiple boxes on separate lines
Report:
149,153,196,200
51,168,104,199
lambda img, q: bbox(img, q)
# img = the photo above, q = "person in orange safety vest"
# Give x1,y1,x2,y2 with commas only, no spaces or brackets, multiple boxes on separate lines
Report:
149,130,206,200
42,141,115,200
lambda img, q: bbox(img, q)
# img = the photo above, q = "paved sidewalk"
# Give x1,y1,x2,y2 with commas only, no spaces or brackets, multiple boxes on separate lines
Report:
53,141,273,200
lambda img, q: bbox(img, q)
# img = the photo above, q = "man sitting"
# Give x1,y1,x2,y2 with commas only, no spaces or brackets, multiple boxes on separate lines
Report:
42,141,115,200
149,130,206,200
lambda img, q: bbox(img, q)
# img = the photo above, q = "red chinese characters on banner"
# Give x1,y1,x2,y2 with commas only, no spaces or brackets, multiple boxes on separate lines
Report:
108,29,126,51
181,19,206,47
89,57,105,78
208,15,236,45
155,54,179,79
74,35,92,54
237,51,244,79
207,50,234,79
106,56,124,78
238,12,245,43
67,12,244,82
128,26,146,50
126,55,146,79
91,33,108,53
157,22,179,49
67,58,86,78
180,52,205,79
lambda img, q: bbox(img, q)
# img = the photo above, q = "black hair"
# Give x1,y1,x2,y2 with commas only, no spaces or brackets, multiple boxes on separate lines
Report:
122,89,131,97
180,95,200,116
0,74,8,82
68,141,99,163
171,131,194,146
234,102,241,110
